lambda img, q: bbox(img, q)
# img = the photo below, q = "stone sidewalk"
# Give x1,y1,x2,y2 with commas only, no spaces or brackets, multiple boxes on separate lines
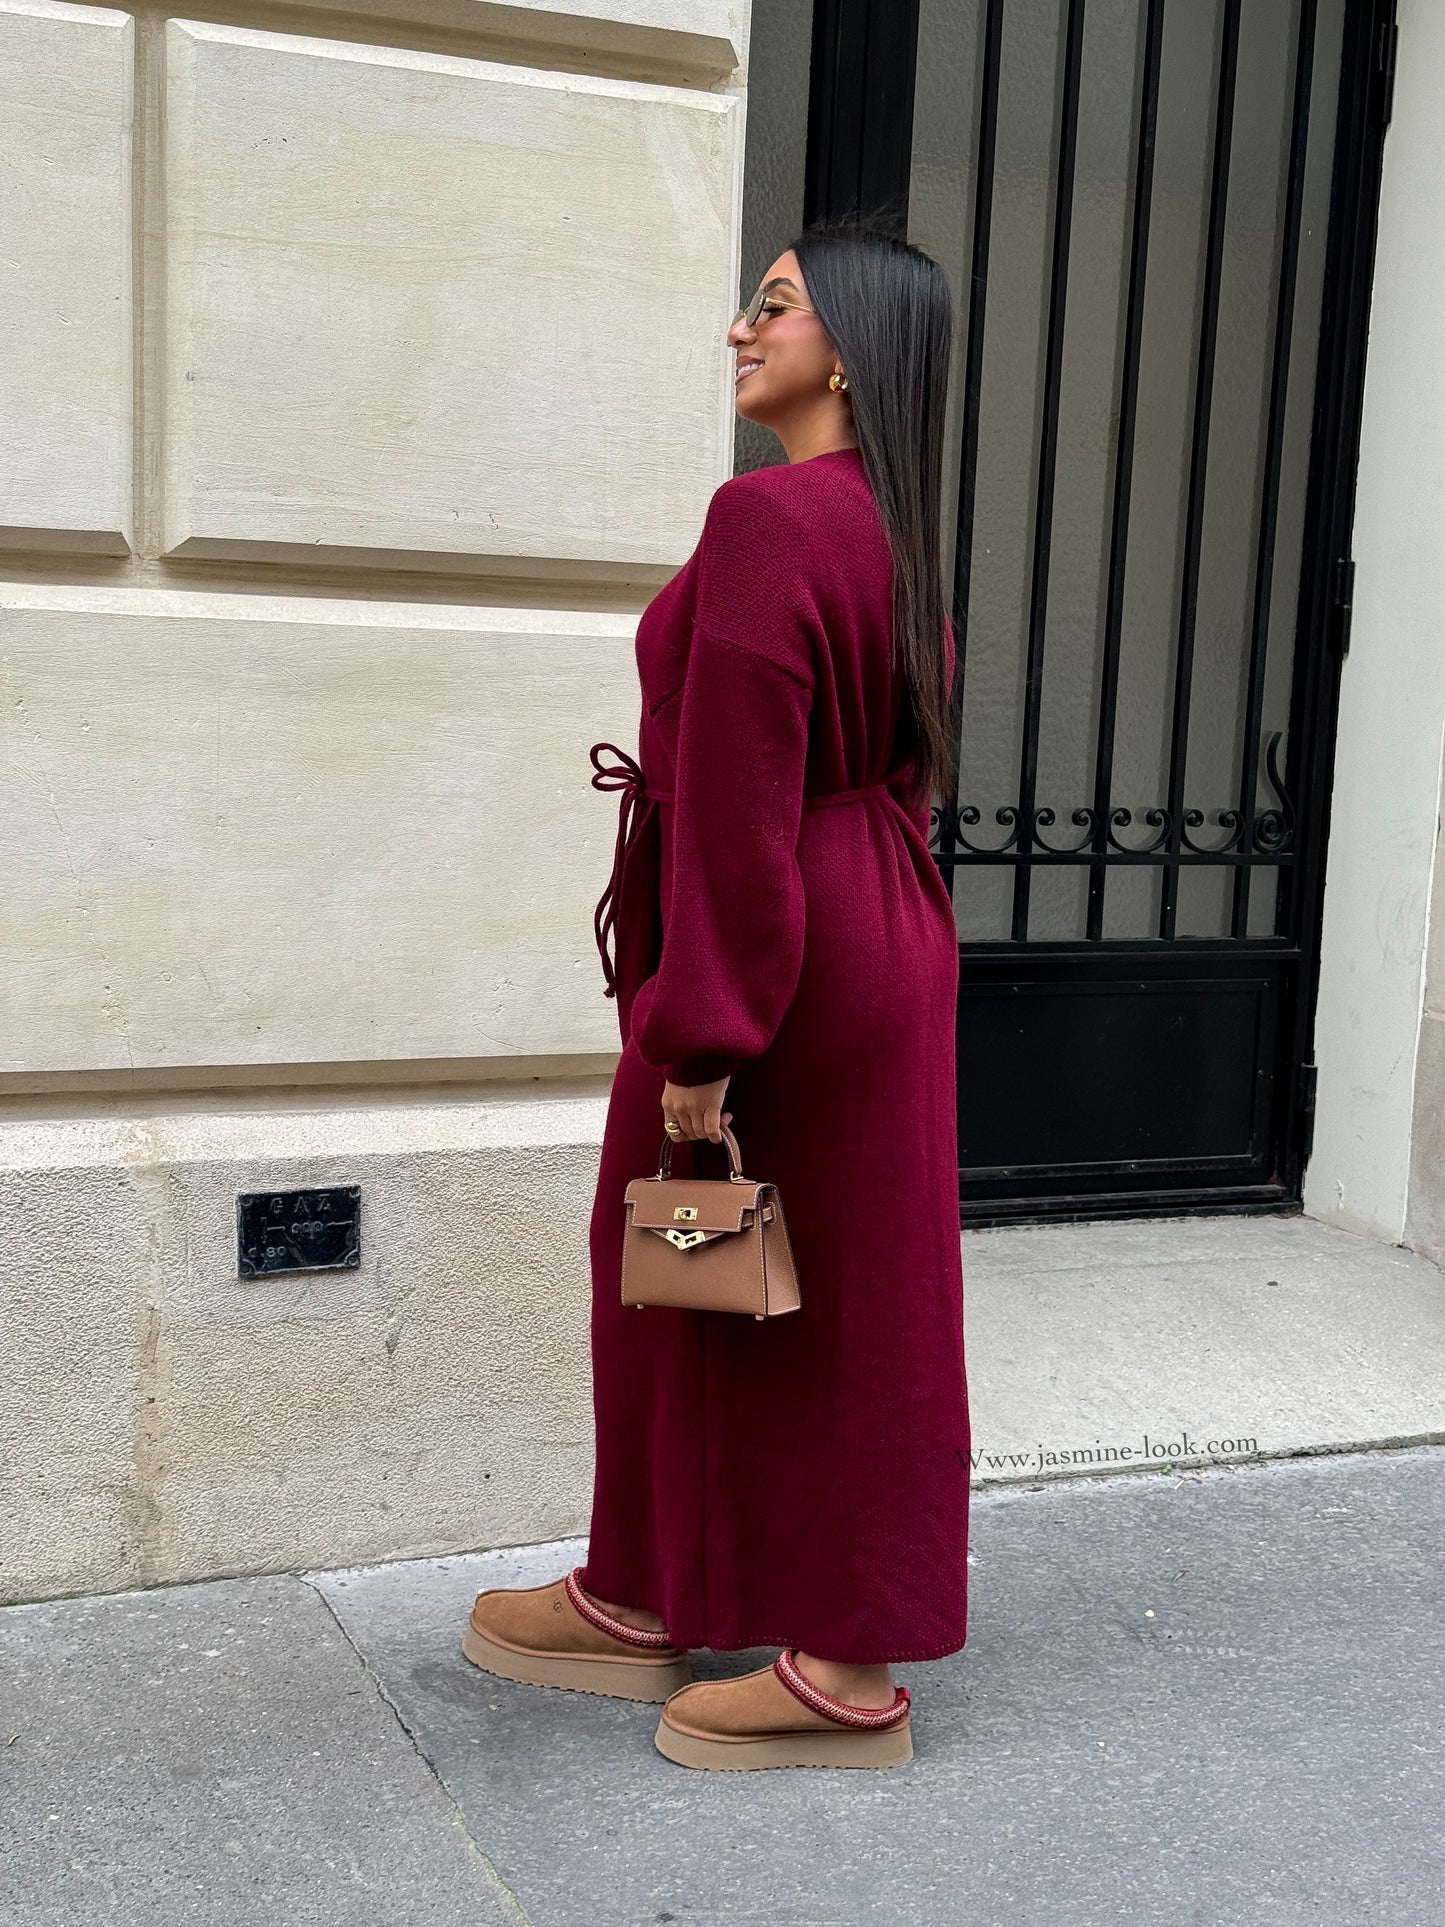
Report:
959,1211,1445,1485
4,1444,1443,1926
4,1211,1445,1925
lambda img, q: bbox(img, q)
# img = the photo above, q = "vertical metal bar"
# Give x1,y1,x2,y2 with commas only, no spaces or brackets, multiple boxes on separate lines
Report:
1012,0,1087,944
943,0,1005,901
1229,0,1317,939
1275,0,1395,1197
804,0,922,231
1158,0,1241,940
860,0,921,231
804,0,849,226
1085,0,1165,943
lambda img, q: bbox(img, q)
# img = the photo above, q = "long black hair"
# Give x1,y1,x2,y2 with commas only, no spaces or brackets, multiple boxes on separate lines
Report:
788,217,957,812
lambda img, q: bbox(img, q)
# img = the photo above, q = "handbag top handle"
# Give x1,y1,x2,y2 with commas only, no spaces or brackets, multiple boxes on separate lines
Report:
657,1120,747,1182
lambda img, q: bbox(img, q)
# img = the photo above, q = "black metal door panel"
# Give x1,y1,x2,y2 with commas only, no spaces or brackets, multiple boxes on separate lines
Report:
957,949,1284,1209
807,0,1395,1220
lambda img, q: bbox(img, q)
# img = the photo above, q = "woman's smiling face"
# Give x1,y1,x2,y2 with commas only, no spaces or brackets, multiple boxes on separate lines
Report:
727,249,845,434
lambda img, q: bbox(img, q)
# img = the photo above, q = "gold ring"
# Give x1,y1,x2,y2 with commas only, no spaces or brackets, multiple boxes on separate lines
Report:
664,1121,683,1136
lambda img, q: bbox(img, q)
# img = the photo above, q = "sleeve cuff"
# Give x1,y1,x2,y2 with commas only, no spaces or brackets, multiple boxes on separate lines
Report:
663,1052,742,1088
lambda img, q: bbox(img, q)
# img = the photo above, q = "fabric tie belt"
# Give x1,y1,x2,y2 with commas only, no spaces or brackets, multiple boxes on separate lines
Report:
588,740,894,1000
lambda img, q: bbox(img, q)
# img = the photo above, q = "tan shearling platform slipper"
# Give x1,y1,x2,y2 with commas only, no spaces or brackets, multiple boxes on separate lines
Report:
462,1566,691,1702
654,1647,913,1769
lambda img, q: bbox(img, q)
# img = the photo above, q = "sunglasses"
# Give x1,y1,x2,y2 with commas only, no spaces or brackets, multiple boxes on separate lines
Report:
730,285,817,331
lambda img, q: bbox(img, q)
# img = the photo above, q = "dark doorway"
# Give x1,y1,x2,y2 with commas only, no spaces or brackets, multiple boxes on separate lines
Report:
806,0,1396,1221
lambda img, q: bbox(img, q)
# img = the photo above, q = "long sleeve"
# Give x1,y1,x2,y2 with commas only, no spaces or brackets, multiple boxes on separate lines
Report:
628,476,818,1088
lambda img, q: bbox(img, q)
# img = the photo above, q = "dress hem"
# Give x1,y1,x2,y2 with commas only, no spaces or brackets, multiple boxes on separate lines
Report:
666,1633,969,1665
575,1565,966,1665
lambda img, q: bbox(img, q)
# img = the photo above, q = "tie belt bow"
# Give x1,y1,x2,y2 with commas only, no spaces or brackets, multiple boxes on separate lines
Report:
589,742,673,1000
587,739,894,1000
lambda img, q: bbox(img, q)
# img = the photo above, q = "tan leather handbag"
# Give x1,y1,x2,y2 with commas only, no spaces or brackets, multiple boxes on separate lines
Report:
621,1122,800,1318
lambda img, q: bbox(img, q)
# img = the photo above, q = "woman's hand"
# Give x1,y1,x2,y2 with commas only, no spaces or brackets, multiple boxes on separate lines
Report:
662,1077,733,1144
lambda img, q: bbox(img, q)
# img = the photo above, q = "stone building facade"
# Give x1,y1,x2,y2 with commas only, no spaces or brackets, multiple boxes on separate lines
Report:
2,0,1441,1604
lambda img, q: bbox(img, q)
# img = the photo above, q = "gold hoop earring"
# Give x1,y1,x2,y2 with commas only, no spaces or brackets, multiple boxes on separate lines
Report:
828,372,849,393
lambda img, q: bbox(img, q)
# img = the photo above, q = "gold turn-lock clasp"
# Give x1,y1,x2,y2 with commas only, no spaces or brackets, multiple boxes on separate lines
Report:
672,1205,698,1221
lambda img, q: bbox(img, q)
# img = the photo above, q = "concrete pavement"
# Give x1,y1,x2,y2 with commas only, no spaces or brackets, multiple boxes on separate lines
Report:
4,1210,1445,1925
960,1211,1445,1484
4,1444,1442,1925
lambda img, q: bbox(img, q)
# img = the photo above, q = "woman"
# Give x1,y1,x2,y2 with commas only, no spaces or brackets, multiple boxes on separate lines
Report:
462,218,970,1771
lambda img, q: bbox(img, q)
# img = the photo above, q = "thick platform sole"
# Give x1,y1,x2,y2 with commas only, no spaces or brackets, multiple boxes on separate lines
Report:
461,1622,691,1701
653,1712,913,1770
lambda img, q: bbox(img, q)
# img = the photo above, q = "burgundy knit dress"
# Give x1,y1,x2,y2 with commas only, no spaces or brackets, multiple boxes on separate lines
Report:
579,444,970,1665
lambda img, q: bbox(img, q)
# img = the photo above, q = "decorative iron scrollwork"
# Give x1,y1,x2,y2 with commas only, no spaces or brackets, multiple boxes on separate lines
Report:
928,731,1295,863
1031,804,1098,856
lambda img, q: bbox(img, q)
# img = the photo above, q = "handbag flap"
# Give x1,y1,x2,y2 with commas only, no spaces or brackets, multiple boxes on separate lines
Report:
624,1175,768,1234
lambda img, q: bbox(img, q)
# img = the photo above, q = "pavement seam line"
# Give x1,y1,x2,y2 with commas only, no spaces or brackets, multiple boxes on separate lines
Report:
297,1572,532,1925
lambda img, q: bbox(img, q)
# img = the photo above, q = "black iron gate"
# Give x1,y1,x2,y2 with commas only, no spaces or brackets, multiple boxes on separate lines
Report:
806,0,1395,1220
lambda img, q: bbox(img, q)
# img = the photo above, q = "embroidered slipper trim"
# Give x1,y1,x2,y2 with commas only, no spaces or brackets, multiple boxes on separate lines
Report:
773,1648,912,1728
565,1568,677,1650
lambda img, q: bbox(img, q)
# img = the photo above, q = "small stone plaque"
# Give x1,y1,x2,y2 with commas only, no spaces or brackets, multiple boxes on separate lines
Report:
237,1186,361,1276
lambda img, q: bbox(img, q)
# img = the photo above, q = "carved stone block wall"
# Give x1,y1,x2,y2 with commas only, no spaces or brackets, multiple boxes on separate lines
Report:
0,0,749,1600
